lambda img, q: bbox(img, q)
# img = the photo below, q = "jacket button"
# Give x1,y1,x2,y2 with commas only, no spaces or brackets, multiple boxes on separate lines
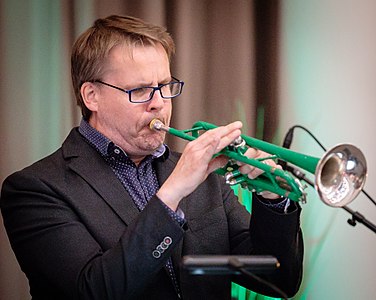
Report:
164,236,172,245
152,250,161,258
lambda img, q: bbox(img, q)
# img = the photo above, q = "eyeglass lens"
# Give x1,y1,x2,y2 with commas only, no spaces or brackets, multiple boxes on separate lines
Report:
131,82,182,102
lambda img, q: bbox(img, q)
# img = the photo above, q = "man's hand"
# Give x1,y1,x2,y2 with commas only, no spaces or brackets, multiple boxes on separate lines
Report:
237,147,283,199
157,121,242,211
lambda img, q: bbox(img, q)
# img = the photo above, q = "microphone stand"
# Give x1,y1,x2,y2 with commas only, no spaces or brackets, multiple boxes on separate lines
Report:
285,165,376,235
342,206,376,234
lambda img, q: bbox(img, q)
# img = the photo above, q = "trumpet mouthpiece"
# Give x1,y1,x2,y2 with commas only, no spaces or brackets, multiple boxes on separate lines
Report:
149,118,165,131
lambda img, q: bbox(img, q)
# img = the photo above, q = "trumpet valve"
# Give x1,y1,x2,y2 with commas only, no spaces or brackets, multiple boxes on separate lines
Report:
231,137,246,148
225,172,237,185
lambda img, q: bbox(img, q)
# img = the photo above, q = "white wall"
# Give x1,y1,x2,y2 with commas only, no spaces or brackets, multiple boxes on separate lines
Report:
279,1,376,299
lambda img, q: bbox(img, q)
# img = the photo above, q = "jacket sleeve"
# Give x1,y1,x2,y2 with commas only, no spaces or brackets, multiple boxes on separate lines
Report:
222,181,304,297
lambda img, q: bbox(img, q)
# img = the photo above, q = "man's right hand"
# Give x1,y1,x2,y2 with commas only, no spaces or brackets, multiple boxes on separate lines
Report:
156,121,243,211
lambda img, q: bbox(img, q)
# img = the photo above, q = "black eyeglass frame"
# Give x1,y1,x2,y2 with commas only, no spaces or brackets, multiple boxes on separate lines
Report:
94,76,184,103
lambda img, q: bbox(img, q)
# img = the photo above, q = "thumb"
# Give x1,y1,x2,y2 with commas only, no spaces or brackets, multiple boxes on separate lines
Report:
207,155,228,174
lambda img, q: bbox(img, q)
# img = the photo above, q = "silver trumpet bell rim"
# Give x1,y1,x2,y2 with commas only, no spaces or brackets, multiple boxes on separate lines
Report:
315,144,367,207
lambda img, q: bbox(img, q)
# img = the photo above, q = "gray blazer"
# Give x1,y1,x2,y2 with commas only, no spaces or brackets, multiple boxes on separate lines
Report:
1,128,303,300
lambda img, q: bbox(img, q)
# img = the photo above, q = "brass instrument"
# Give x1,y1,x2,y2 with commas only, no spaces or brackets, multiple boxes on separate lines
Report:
150,119,367,207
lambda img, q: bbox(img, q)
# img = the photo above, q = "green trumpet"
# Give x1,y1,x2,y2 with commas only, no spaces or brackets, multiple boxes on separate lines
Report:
150,119,367,207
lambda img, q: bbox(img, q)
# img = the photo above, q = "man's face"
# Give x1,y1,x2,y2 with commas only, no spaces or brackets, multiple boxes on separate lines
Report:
87,43,172,162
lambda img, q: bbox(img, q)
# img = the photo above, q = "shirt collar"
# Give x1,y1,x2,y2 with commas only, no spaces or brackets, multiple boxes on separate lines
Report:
78,118,169,160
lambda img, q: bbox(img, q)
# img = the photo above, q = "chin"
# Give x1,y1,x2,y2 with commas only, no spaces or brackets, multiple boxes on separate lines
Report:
142,132,165,151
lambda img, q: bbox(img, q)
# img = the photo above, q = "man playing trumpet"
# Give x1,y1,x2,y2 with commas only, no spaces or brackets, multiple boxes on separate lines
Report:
1,15,303,300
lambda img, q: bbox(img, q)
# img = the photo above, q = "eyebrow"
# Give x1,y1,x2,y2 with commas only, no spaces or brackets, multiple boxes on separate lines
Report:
136,77,173,87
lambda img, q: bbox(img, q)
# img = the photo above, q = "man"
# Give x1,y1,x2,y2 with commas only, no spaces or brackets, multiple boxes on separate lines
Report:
1,15,303,299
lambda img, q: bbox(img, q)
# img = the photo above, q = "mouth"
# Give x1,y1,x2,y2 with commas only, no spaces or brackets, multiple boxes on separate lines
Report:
147,117,166,130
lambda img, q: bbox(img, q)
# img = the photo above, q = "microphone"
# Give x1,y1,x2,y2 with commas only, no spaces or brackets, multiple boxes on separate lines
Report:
282,127,295,149
279,127,295,170
280,126,314,187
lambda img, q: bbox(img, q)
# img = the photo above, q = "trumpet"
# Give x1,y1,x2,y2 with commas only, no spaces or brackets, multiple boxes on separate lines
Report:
150,119,367,207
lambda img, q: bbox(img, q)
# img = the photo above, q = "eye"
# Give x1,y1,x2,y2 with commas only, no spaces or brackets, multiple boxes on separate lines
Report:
132,87,151,96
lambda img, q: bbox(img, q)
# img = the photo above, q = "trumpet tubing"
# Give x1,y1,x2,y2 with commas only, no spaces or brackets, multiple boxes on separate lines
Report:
150,119,367,207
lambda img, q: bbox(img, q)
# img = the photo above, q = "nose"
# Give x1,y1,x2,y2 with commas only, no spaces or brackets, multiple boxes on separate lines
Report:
147,89,166,111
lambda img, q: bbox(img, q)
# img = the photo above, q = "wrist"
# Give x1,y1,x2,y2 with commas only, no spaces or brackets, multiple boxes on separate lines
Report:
157,185,182,211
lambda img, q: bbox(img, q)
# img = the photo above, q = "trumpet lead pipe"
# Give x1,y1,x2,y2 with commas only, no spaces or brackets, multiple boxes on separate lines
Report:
149,119,196,141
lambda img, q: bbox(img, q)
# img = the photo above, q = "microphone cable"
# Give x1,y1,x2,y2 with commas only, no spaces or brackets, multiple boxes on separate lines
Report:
228,257,288,300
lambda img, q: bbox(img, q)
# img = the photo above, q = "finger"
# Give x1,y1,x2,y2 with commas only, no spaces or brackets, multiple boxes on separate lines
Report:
244,147,262,159
181,140,220,173
258,191,281,199
248,167,264,179
237,148,259,166
238,164,256,175
238,158,280,179
207,155,228,174
207,121,243,152
180,121,242,176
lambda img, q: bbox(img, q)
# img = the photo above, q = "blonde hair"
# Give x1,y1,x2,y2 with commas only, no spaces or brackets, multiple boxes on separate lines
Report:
71,15,175,119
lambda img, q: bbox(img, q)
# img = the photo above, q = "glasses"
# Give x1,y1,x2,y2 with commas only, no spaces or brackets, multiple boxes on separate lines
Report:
94,76,184,103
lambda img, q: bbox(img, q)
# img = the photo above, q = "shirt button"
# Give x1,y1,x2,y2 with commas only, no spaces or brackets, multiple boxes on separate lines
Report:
114,148,121,155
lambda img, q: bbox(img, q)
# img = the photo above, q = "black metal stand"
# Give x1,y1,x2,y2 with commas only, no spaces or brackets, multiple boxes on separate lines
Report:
182,255,280,275
181,255,288,300
342,206,376,234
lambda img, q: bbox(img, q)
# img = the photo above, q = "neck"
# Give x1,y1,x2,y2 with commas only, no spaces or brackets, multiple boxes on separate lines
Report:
129,155,146,166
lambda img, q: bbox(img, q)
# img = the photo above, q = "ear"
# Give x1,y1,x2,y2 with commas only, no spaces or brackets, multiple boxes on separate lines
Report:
81,82,99,113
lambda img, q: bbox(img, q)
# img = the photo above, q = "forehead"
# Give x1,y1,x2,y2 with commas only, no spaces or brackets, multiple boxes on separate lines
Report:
105,42,169,72
99,42,171,86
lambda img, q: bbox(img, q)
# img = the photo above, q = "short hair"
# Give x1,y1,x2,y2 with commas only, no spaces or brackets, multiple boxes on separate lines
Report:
71,15,175,120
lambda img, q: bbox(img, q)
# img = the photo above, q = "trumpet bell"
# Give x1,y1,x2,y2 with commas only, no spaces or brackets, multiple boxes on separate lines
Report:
315,144,367,207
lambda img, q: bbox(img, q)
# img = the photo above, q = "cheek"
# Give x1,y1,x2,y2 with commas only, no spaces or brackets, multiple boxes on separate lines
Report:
165,102,173,124
101,97,133,119
98,99,137,129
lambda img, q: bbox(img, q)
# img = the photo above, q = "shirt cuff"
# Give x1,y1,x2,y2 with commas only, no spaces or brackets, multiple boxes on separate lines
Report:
158,199,186,226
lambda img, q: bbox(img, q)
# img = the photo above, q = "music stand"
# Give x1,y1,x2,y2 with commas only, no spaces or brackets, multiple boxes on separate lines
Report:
181,255,280,276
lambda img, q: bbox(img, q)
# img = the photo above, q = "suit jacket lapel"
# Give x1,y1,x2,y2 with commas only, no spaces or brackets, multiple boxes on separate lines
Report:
62,128,140,225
